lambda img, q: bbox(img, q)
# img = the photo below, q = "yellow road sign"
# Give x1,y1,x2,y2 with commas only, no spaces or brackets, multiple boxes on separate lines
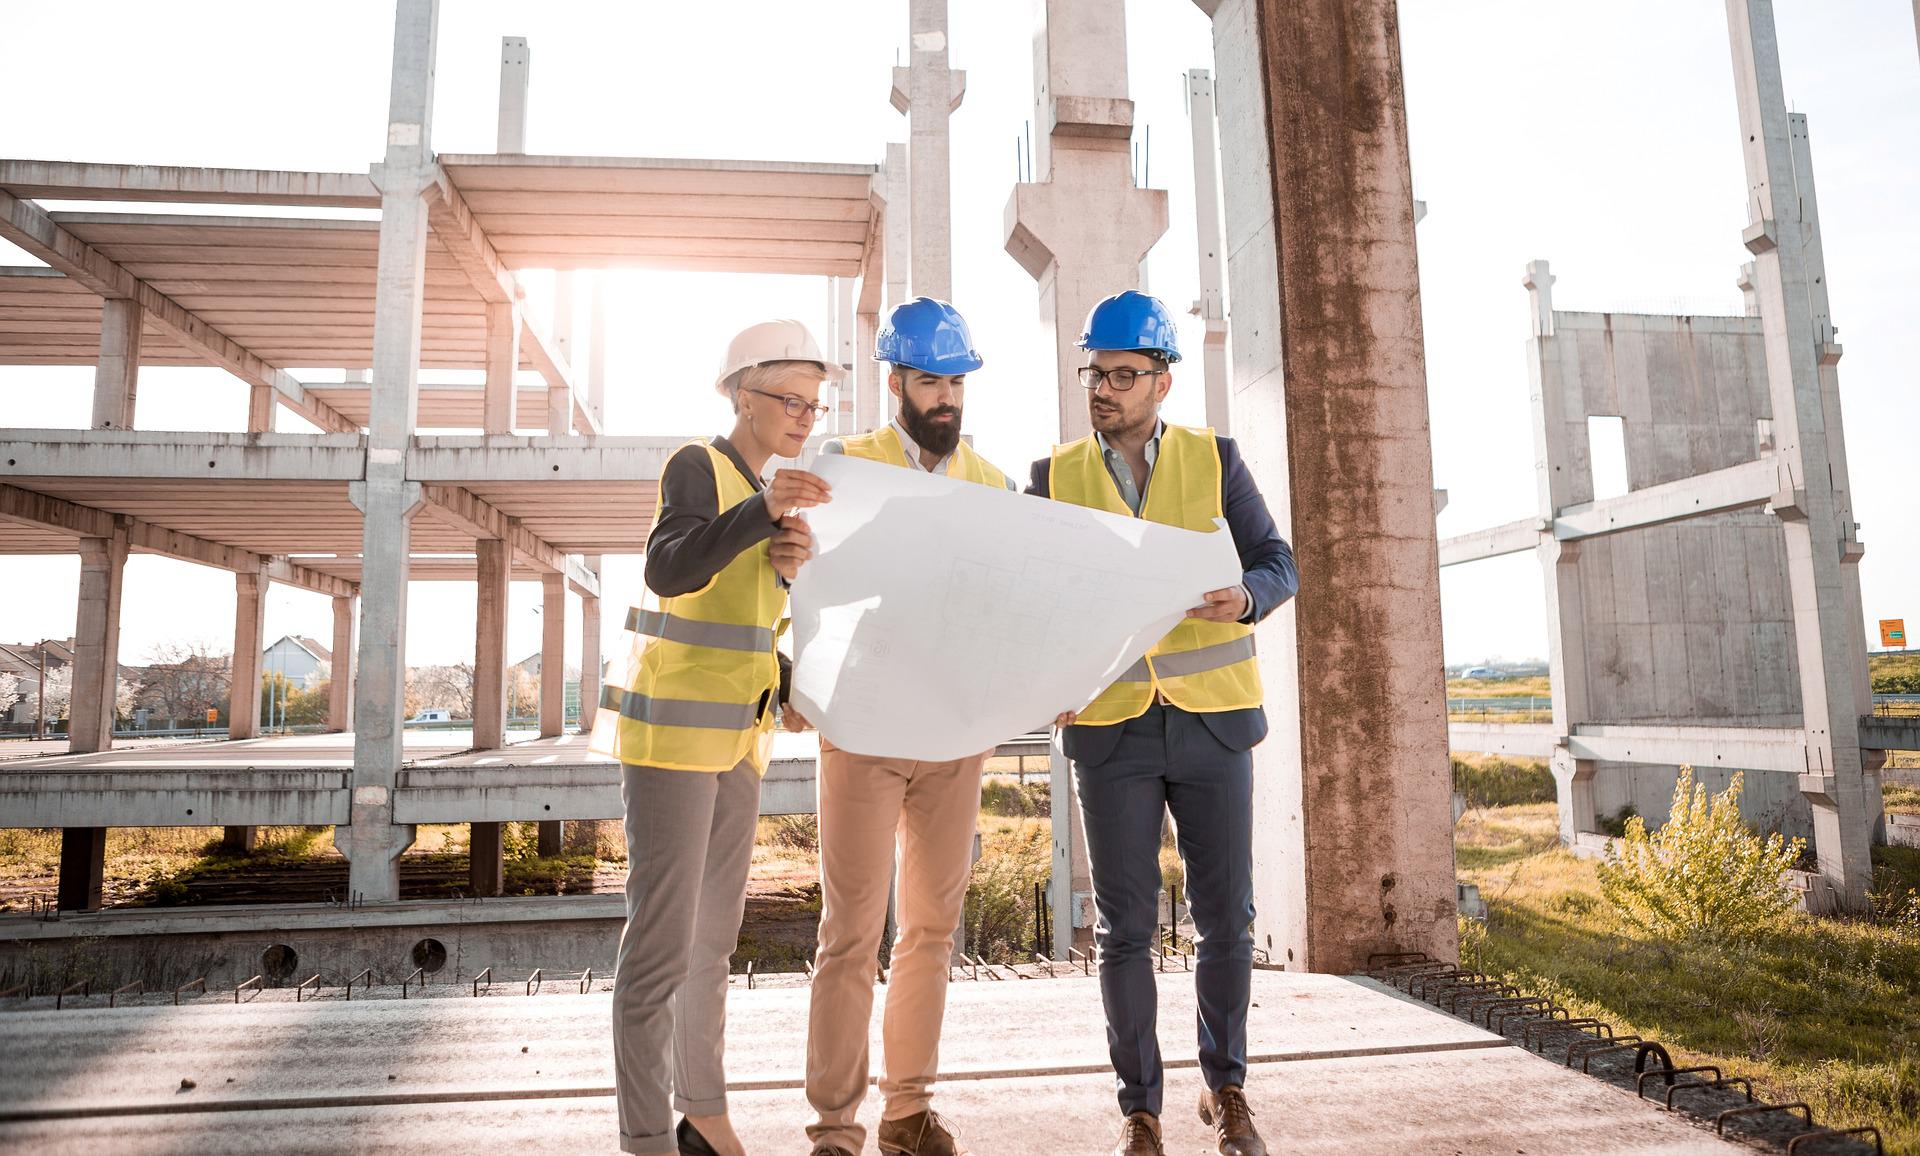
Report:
1881,619,1907,647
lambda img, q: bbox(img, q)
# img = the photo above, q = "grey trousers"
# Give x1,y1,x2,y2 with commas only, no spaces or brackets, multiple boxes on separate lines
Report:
613,758,761,1155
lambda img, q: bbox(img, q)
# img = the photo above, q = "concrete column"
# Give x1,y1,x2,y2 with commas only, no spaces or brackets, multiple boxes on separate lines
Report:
228,569,267,741
327,594,357,732
580,555,602,734
1789,114,1885,835
470,819,504,897
68,527,129,754
536,571,567,856
1726,0,1873,909
889,0,965,300
588,277,607,427
1047,739,1095,959
497,36,529,153
1186,69,1231,434
222,565,267,855
834,277,857,434
1197,0,1456,972
1523,261,1599,843
483,301,520,435
246,384,274,434
1736,261,1760,317
547,272,574,434
473,538,510,748
854,311,881,432
342,0,437,905
57,827,107,912
539,573,566,738
91,298,141,430
1005,0,1168,443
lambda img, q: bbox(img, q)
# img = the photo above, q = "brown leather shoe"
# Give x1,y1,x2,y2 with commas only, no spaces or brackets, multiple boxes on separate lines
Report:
877,1109,970,1156
1112,1111,1163,1156
1198,1085,1267,1156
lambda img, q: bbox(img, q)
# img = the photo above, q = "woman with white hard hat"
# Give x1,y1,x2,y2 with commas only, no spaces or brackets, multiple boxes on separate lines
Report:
591,318,841,1156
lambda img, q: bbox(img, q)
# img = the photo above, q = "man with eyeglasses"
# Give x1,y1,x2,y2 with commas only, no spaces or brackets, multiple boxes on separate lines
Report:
1027,290,1297,1156
797,298,1014,1156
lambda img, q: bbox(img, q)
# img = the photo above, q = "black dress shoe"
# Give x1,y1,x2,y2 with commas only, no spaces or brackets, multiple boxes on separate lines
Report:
677,1116,721,1156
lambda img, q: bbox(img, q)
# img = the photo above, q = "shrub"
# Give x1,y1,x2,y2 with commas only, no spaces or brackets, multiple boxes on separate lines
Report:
980,778,1050,818
766,814,819,853
1450,756,1555,808
1597,804,1639,838
962,821,1050,962
1596,767,1803,940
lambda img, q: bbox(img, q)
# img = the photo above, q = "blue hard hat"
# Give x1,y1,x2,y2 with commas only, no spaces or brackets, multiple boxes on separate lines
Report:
1077,290,1183,363
874,297,984,376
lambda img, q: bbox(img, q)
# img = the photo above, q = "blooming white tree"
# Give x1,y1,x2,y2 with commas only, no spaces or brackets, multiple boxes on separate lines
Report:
0,670,19,717
37,665,72,722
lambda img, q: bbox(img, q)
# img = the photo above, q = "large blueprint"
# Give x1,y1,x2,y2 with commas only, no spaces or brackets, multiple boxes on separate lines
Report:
788,454,1242,760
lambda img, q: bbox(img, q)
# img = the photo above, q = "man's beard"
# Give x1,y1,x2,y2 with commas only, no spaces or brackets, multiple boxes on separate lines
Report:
1089,395,1148,440
900,392,963,457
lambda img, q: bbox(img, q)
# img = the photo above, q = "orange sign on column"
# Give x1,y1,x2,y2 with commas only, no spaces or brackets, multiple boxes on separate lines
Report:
1881,619,1907,647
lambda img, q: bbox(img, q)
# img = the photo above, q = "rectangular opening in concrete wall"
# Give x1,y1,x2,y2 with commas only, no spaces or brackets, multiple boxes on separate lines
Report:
1587,415,1628,501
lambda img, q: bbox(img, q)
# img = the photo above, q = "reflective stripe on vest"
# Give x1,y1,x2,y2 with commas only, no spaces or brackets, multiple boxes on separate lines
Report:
1049,425,1263,724
625,607,776,653
838,424,1011,490
588,440,784,773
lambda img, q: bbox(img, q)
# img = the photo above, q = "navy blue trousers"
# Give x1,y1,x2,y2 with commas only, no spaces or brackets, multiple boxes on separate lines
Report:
1073,703,1255,1118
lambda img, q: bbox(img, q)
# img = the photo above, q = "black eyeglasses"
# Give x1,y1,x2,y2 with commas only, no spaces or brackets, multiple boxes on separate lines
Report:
742,387,830,420
1077,366,1165,392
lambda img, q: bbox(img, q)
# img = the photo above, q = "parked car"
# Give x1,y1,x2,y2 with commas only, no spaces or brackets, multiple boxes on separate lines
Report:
1461,667,1502,680
405,708,454,724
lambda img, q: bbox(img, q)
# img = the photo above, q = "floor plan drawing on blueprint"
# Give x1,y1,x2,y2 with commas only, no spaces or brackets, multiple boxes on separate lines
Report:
788,454,1243,760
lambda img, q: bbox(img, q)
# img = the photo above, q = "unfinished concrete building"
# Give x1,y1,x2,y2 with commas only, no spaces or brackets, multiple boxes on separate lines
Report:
1444,9,1891,912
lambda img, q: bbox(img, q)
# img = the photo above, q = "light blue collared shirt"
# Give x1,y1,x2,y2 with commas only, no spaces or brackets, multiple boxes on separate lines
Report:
1096,419,1252,623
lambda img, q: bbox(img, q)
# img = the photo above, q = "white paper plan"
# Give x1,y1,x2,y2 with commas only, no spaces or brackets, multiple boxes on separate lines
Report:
788,454,1243,761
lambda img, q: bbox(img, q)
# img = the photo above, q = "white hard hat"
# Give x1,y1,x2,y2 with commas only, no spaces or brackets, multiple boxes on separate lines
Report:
714,319,848,396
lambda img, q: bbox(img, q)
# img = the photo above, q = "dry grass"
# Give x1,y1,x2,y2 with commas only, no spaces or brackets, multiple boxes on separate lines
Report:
1447,675,1552,698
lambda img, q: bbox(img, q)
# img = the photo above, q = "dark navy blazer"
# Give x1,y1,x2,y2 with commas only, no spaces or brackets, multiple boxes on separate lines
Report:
1027,434,1299,767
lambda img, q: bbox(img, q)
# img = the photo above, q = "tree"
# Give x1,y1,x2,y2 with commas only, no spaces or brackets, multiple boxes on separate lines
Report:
137,641,231,728
507,667,539,721
114,675,140,724
38,664,71,722
0,671,18,717
409,663,474,719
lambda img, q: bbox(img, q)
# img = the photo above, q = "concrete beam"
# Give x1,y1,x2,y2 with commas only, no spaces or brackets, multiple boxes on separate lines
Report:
482,301,520,434
416,483,599,598
420,170,594,435
1437,518,1543,567
0,762,817,829
579,555,601,736
1567,723,1809,774
0,160,378,207
0,483,356,598
0,431,366,481
1447,723,1556,760
1858,716,1920,752
1551,455,1780,540
0,190,358,434
393,758,819,822
496,36,530,154
407,436,679,483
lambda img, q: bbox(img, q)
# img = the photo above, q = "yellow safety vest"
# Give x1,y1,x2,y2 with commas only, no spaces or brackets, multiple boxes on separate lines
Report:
838,424,1011,490
589,441,784,773
1048,424,1262,725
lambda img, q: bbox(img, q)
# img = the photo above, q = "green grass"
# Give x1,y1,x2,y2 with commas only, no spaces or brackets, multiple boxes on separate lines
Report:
1447,675,1552,698
1458,805,1920,1154
1452,754,1555,809
1886,784,1920,816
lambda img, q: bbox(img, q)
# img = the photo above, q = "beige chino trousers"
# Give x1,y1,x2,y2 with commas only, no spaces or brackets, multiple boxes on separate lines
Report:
804,741,988,1153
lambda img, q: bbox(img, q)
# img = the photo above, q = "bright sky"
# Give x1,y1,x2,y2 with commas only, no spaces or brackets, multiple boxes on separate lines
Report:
0,1,1914,673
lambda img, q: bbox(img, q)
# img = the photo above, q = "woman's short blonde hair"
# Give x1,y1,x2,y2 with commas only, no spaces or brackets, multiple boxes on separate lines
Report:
731,360,827,409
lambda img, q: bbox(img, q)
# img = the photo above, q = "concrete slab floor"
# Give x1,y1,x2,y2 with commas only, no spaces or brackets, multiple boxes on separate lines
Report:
0,970,1766,1153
